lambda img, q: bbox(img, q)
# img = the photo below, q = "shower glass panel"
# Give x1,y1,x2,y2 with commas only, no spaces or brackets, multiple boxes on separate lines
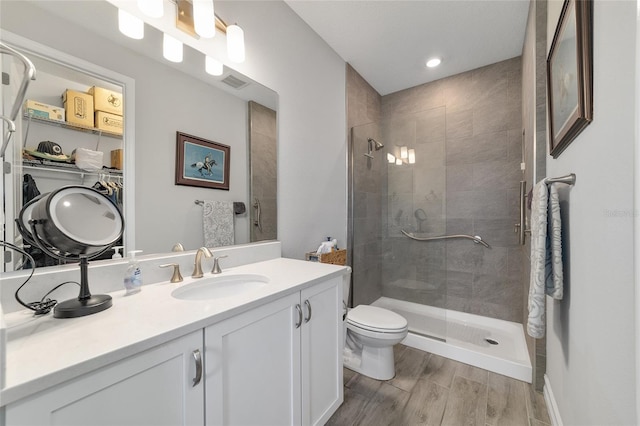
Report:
350,105,447,342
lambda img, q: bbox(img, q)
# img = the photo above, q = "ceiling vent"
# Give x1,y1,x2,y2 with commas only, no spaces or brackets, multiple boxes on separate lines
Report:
221,74,249,89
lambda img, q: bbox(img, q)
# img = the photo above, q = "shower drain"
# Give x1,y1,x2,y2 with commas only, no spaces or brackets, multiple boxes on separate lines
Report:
485,338,499,345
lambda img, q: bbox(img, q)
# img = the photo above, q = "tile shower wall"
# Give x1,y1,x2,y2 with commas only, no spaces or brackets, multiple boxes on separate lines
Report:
380,57,523,322
521,0,548,391
347,64,383,306
249,101,277,242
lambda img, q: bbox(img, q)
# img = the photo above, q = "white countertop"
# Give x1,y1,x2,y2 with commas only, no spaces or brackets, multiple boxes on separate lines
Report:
1,258,348,406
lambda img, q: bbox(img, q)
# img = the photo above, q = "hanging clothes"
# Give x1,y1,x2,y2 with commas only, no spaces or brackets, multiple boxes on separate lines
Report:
23,174,40,204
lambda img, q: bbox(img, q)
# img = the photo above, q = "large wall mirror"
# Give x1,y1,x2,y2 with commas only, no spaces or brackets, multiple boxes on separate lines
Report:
0,0,278,273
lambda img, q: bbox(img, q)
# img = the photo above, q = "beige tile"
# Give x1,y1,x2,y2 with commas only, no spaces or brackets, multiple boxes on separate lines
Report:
441,376,488,426
402,380,449,425
486,373,529,426
525,384,551,425
456,362,489,385
421,354,461,389
387,346,431,392
326,388,370,426
354,382,411,426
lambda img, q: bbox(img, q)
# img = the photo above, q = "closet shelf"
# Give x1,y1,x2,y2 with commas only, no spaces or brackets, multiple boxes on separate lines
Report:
23,113,122,139
21,160,122,178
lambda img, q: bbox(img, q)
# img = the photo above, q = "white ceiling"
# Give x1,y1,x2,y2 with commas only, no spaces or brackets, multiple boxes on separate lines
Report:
286,0,530,95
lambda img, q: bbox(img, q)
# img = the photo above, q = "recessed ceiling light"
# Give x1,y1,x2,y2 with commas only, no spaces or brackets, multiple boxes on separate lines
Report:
426,58,441,68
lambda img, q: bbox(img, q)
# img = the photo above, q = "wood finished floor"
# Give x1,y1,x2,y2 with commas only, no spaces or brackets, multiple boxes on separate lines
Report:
327,344,550,426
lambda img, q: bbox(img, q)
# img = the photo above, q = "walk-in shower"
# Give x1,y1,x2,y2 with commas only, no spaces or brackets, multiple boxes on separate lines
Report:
348,97,531,382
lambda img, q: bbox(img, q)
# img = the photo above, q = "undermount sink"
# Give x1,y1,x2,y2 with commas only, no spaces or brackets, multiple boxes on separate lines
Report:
171,274,269,301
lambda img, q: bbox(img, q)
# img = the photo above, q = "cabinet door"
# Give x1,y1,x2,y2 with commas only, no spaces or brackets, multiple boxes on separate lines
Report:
300,277,343,426
204,293,301,426
5,331,204,426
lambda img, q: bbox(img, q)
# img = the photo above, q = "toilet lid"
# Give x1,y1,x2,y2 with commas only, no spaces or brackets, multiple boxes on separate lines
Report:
347,305,408,332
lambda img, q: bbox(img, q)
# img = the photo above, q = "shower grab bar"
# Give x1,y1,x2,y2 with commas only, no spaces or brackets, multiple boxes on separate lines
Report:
0,42,37,158
401,230,491,248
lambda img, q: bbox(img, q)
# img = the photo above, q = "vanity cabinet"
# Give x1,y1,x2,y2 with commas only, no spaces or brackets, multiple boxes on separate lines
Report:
204,277,343,426
5,331,204,426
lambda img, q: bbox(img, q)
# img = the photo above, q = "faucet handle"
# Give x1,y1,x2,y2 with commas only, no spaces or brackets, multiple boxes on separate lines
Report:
160,263,183,283
212,255,228,274
172,243,185,252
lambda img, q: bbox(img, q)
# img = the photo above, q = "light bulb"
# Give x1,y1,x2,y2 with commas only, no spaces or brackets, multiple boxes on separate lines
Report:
163,34,183,63
137,0,163,18
400,146,408,159
395,159,403,166
118,9,144,40
426,58,441,68
387,153,396,163
227,24,245,63
193,0,216,38
205,56,223,76
408,149,416,164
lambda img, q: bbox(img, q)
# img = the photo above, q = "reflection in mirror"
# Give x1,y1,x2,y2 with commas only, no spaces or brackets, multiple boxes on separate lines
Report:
1,0,278,275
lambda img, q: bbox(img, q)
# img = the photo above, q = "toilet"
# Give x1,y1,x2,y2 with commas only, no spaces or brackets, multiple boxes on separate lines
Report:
342,271,408,380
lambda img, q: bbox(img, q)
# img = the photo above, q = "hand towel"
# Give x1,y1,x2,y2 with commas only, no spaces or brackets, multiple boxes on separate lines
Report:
546,183,564,299
203,200,234,247
527,180,565,339
527,180,548,339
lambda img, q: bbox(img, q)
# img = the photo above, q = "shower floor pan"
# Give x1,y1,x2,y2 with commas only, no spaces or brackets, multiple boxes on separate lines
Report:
372,297,532,383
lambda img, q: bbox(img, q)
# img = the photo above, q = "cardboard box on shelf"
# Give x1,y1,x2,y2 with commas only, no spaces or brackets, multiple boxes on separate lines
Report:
88,86,123,115
23,100,65,122
62,89,94,127
111,149,123,170
95,111,123,135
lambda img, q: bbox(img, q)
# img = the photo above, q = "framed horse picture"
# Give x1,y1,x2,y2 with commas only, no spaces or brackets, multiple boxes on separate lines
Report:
175,131,230,190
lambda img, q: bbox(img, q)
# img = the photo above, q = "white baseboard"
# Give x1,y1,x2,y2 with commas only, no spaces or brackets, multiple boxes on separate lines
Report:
543,374,563,426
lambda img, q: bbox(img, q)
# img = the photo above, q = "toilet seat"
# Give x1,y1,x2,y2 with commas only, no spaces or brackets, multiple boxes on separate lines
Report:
347,305,408,333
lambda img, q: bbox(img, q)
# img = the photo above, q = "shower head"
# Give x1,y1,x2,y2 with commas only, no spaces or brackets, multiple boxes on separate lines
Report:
364,138,384,159
368,138,384,151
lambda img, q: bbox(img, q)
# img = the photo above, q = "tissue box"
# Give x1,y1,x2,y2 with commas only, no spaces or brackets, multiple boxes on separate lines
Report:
88,86,123,115
95,111,123,135
24,100,65,122
62,89,94,127
305,249,346,265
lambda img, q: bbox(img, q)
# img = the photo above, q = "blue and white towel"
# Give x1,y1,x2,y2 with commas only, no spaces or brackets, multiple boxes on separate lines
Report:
203,200,234,248
527,180,564,339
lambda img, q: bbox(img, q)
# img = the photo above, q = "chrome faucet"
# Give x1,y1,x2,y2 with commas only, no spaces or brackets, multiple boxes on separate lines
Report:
211,255,228,274
192,247,213,278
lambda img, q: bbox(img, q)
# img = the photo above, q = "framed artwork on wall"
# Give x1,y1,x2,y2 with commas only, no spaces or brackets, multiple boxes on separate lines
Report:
547,0,593,158
175,131,230,190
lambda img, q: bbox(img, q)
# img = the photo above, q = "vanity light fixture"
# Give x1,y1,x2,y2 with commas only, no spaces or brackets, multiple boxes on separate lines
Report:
137,0,164,18
206,55,223,76
193,0,216,38
426,57,441,68
226,24,245,63
408,149,416,164
387,153,396,163
118,9,144,40
163,33,183,62
400,146,408,159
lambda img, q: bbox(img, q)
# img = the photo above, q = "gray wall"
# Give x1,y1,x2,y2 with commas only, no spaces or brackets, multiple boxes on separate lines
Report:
545,0,637,424
379,57,524,323
249,101,277,242
346,64,383,306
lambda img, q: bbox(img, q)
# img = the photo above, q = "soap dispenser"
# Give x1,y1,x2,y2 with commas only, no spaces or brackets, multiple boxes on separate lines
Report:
124,250,143,295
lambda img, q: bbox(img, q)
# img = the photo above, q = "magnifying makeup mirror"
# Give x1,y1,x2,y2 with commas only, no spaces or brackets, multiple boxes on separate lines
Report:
18,185,124,318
